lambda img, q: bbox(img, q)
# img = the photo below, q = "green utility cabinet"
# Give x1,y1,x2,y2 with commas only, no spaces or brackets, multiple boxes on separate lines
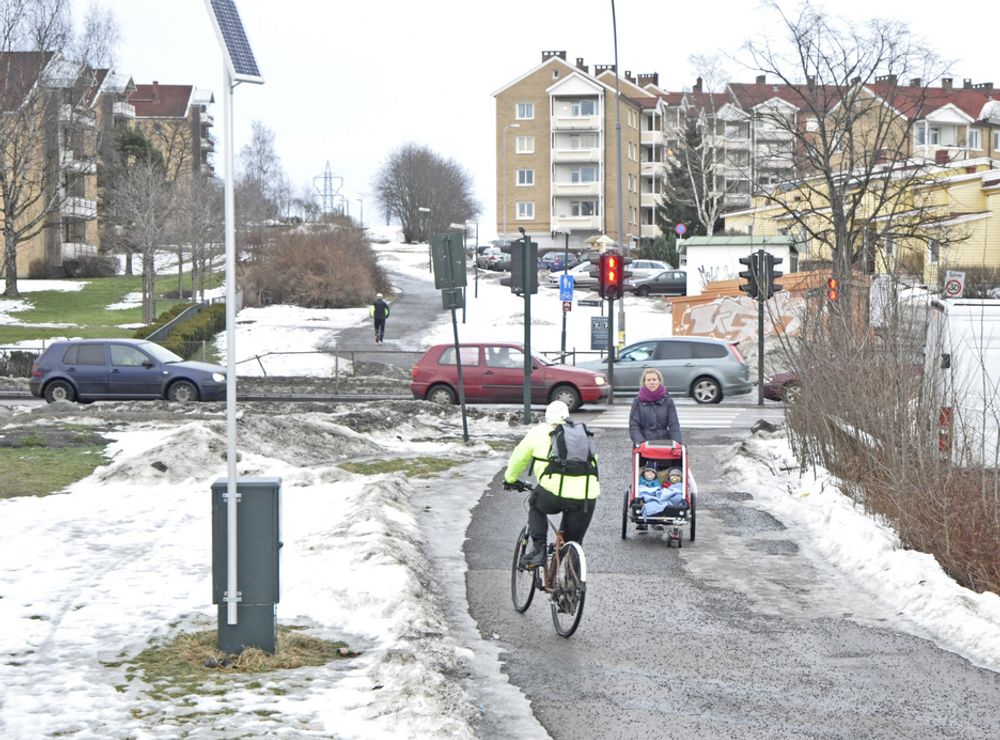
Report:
211,477,282,654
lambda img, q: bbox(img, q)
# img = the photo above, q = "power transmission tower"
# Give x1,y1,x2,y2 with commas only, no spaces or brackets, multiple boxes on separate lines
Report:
313,161,343,216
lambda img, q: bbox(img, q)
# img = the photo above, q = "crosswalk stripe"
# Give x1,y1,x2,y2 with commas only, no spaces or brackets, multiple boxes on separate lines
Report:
586,406,744,429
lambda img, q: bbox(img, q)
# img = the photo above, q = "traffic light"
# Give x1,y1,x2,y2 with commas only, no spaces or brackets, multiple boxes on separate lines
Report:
738,254,759,300
826,276,840,302
499,237,538,295
760,253,784,299
600,252,625,299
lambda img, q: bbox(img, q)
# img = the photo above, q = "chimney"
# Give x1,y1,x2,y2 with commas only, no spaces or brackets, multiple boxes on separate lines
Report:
973,82,995,93
541,50,567,62
576,57,589,74
637,72,659,88
876,73,897,87
756,74,766,85
909,77,922,87
152,81,159,100
806,75,815,89
851,76,861,85
625,70,635,84
942,77,953,90
963,78,973,89
935,149,950,165
693,76,703,93
594,63,616,76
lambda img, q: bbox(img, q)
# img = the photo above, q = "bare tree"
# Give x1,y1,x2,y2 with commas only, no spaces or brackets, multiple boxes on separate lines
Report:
174,173,222,302
741,2,951,297
102,127,177,322
236,120,287,229
373,142,479,242
71,1,118,69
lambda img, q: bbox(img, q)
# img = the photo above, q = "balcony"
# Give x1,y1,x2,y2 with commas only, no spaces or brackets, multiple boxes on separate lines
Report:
59,104,96,128
201,137,215,151
552,146,600,163
641,223,662,239
552,215,601,231
641,161,666,177
552,115,601,131
61,242,97,260
61,197,97,220
60,150,96,174
640,130,665,147
112,101,135,119
640,192,659,208
552,181,601,197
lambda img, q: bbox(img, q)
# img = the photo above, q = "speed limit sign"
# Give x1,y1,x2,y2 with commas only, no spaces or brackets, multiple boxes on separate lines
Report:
944,270,965,298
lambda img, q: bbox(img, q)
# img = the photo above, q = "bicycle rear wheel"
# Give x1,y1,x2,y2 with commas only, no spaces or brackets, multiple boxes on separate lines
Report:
550,541,587,637
511,525,536,613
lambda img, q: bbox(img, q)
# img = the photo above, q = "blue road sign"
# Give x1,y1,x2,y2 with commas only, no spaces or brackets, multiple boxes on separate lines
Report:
559,274,575,302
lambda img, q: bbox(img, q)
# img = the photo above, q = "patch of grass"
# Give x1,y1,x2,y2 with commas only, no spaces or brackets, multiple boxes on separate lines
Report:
17,432,47,447
0,273,201,344
340,456,465,477
125,626,356,703
0,445,108,498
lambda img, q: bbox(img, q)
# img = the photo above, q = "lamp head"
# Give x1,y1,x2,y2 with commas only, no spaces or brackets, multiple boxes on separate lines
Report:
518,226,526,236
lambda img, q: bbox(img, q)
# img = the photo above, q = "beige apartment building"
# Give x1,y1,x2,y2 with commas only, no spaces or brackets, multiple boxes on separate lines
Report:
128,82,216,182
493,51,643,252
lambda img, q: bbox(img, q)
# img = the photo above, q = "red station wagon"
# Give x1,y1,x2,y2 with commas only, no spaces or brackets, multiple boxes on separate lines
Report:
410,342,610,410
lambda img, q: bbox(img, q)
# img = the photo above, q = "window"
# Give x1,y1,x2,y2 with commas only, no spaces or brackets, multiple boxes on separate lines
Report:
656,341,694,361
619,342,658,362
570,166,598,183
930,127,940,145
515,136,534,154
439,346,479,366
516,102,534,120
516,201,534,219
486,346,524,369
516,169,534,186
928,239,939,265
568,133,597,149
968,129,981,150
110,345,150,367
570,200,597,216
62,343,105,365
690,342,727,359
915,126,926,145
571,100,597,116
995,131,1000,150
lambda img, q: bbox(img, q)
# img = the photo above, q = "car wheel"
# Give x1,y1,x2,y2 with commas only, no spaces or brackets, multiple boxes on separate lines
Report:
783,382,802,403
550,384,582,411
44,380,76,403
636,286,650,297
427,384,456,405
167,380,198,403
691,376,721,404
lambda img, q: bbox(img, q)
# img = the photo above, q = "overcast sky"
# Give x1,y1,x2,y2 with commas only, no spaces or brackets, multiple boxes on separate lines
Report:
73,1,998,238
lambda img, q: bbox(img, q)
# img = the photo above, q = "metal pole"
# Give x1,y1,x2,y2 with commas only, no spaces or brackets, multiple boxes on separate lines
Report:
606,295,616,405
222,65,239,626
612,0,626,350
757,249,765,407
522,235,532,425
461,230,466,324
560,230,569,361
357,198,363,229
474,222,479,298
444,236,469,442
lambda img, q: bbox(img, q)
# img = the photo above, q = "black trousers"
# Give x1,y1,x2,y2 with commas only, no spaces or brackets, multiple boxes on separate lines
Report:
373,318,386,341
528,487,596,545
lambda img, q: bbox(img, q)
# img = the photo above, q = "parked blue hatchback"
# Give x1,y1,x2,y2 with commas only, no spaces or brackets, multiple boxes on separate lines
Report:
29,338,227,404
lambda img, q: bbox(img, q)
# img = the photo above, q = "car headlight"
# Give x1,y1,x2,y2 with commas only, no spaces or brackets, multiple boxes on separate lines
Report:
594,375,606,386
212,372,226,382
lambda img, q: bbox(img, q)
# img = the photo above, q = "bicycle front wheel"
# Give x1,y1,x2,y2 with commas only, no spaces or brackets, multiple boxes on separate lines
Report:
511,525,536,613
550,541,587,637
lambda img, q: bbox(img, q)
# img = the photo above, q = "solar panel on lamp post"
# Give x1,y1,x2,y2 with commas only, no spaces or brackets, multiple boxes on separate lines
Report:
202,0,263,633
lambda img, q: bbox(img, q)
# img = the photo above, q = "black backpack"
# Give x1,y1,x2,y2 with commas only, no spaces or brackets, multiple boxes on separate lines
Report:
542,420,599,479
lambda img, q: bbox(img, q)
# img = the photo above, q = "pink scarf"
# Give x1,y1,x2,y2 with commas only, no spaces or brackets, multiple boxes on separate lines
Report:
638,384,666,402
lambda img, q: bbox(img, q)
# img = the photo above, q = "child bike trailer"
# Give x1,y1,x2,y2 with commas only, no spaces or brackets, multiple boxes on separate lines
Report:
621,440,695,547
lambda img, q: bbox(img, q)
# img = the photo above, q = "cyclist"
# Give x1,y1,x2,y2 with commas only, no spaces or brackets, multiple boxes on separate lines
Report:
502,400,601,567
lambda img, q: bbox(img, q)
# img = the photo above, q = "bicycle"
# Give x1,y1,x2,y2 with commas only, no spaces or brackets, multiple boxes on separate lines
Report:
507,481,588,637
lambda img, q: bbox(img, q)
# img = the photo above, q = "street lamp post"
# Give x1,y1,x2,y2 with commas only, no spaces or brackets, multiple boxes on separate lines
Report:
418,206,431,272
357,198,363,230
502,123,520,239
467,220,479,298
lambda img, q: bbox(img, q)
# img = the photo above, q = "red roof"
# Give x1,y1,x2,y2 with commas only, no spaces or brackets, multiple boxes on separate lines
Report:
0,51,53,111
867,82,995,121
129,83,193,118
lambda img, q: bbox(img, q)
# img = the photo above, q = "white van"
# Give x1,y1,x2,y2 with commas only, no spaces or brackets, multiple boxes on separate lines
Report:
925,299,1000,466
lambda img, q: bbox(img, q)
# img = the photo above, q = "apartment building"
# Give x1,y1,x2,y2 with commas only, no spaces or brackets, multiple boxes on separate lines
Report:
0,51,100,278
493,51,643,251
128,82,215,182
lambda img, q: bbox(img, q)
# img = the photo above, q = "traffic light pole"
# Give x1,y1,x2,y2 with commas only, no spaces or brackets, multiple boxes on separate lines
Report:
606,296,616,405
522,235,532,425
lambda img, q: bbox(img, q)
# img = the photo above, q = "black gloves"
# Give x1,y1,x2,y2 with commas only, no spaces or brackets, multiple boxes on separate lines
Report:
503,480,525,492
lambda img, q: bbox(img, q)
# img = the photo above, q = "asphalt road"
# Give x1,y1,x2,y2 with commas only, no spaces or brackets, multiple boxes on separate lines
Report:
464,425,1000,739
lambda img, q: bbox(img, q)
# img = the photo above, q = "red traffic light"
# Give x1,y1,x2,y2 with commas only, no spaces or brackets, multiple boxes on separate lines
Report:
826,276,840,302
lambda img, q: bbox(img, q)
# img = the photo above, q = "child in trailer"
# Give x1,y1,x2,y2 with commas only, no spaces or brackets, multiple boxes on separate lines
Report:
633,463,687,530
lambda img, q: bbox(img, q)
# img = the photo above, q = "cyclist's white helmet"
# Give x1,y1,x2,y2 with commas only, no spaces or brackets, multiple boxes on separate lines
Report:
545,400,569,424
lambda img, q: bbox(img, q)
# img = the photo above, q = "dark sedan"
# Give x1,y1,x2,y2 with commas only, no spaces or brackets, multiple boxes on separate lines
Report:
29,338,227,403
623,269,687,297
762,371,801,402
